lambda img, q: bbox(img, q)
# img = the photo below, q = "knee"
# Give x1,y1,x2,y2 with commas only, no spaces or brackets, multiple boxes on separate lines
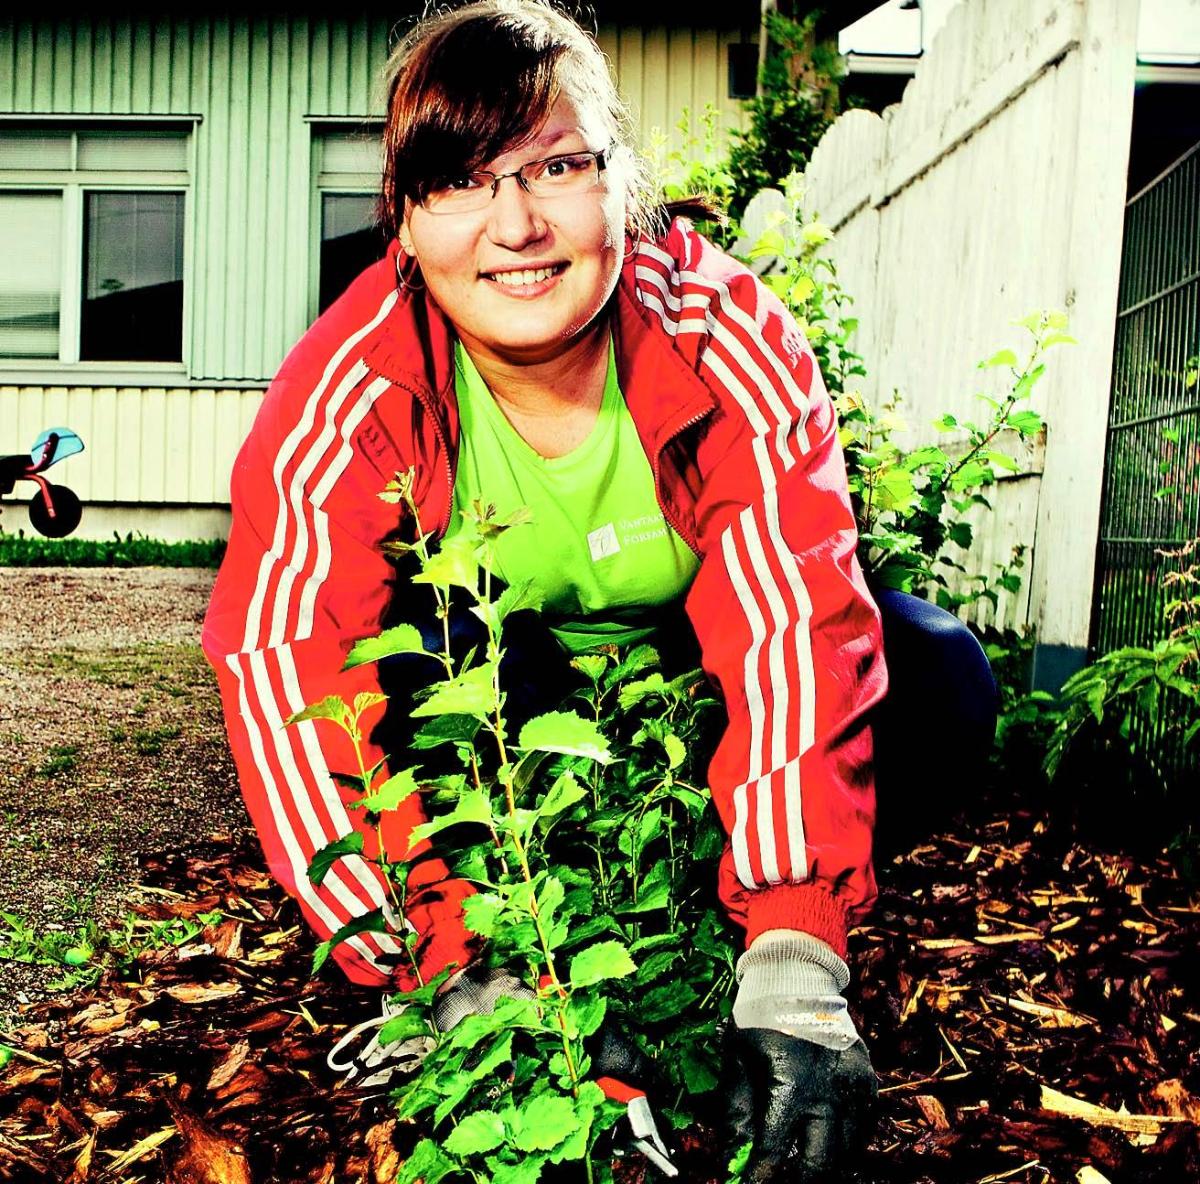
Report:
874,589,998,726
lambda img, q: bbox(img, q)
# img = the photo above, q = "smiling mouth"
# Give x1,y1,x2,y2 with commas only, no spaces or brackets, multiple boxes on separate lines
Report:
483,263,568,287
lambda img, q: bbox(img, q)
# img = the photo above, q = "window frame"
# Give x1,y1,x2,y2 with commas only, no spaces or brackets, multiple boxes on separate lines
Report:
308,119,385,324
0,117,197,380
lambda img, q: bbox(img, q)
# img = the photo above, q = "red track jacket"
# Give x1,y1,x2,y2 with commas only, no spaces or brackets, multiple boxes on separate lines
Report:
203,221,888,988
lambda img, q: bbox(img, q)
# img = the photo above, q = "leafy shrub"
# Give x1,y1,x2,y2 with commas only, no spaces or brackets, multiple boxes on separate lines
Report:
1046,539,1199,834
0,530,225,568
292,481,733,1181
724,9,842,220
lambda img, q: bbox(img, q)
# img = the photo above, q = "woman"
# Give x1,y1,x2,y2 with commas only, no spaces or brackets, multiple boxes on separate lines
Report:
204,2,895,1178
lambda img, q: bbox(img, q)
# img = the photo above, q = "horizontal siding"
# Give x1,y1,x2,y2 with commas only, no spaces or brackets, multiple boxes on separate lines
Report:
0,384,262,504
2,14,749,387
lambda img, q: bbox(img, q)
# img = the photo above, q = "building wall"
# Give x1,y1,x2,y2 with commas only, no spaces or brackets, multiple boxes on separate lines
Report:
0,15,748,535
0,14,747,383
797,0,1138,681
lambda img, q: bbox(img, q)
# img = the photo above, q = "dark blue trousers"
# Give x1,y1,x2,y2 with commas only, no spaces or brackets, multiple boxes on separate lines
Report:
375,588,998,854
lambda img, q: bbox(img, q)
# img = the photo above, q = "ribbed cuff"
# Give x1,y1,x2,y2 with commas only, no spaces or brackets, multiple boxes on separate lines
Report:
742,883,850,958
732,930,859,1048
735,930,849,996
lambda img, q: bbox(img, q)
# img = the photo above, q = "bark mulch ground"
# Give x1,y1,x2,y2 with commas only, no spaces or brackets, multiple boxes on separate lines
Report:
1,803,1197,1183
0,569,1197,1182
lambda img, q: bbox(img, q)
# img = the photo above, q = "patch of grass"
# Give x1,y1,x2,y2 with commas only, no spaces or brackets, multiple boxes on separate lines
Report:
132,725,182,756
0,907,223,992
37,644,211,692
0,531,225,568
35,744,79,778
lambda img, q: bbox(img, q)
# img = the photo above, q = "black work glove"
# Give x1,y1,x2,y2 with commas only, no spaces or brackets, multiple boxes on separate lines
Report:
723,930,877,1182
725,1028,876,1183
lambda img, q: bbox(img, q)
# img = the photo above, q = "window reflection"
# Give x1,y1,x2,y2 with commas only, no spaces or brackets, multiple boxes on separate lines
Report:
320,193,385,313
81,191,184,362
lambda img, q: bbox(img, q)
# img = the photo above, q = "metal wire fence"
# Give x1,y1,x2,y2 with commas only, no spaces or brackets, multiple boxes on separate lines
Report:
1090,140,1200,787
1094,141,1200,654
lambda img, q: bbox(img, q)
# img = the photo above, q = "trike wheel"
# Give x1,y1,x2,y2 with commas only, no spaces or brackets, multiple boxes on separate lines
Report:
28,483,82,538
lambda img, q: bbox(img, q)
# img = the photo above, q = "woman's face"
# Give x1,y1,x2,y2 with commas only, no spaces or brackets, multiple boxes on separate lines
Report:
398,92,627,368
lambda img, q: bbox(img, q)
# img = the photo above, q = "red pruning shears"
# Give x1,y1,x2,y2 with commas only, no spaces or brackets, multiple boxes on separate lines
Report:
597,1076,678,1177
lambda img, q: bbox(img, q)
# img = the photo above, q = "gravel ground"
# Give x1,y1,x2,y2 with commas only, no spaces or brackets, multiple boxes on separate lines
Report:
0,567,249,1023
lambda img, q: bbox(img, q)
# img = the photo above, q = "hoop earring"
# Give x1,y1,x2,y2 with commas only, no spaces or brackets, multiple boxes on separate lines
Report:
396,252,425,292
623,233,640,264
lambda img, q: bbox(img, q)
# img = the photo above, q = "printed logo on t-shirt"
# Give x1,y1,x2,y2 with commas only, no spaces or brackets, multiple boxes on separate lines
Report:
587,522,621,562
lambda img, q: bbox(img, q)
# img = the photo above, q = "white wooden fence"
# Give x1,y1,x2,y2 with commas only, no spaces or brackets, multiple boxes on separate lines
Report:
799,0,1138,673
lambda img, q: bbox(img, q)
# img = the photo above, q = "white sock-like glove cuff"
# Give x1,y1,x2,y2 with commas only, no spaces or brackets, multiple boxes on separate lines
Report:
732,929,860,1050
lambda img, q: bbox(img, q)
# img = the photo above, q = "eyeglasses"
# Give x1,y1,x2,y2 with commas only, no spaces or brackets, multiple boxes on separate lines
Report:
419,147,609,215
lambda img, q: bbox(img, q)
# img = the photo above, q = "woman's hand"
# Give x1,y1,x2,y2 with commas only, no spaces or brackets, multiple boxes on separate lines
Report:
724,1028,876,1182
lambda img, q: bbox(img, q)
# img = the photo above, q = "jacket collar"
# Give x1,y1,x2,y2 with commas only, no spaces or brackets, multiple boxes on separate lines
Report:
360,241,717,453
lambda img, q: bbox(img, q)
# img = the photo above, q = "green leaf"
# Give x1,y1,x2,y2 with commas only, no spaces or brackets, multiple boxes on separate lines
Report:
493,578,545,623
538,772,588,822
569,940,637,989
621,877,670,915
512,1092,578,1152
343,623,431,669
411,714,482,750
947,520,973,550
617,672,668,711
444,1110,507,1157
490,1157,547,1184
408,789,494,846
312,907,387,975
518,711,612,764
874,468,915,511
353,691,388,717
462,892,503,938
663,732,686,770
378,1009,434,1045
979,449,1020,474
933,413,958,432
284,694,347,729
565,992,608,1039
411,535,480,590
411,663,498,719
354,766,421,813
1007,409,1044,435
1042,332,1077,348
307,831,365,886
397,1138,456,1184
570,654,609,682
902,445,949,471
603,644,660,690
549,1081,605,1164
979,348,1018,369
640,979,701,1023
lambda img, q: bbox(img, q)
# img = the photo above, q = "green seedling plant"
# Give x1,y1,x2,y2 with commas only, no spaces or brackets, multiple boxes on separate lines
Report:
1047,537,1200,789
287,472,732,1183
737,174,1064,605
0,908,222,991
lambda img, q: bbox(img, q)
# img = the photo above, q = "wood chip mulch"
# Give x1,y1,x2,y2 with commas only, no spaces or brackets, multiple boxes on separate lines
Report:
1,803,1198,1184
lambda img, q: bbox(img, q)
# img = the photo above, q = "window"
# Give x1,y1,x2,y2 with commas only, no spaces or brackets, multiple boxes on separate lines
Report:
728,43,760,100
0,125,189,365
314,128,388,314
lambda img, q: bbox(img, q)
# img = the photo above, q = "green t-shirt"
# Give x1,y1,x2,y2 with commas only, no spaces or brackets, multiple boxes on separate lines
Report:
446,337,700,654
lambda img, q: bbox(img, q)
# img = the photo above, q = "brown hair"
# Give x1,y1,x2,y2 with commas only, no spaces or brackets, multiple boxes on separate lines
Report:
379,0,661,242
